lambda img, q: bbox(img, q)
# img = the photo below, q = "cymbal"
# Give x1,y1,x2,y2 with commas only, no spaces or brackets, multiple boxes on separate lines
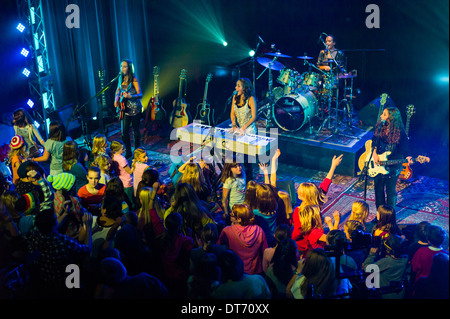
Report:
339,73,357,79
297,55,313,60
257,57,285,71
265,52,291,58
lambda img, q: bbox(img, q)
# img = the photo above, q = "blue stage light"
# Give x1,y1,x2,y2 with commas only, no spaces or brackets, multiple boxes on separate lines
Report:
249,50,255,57
17,23,25,32
22,68,30,77
21,48,29,57
27,99,34,108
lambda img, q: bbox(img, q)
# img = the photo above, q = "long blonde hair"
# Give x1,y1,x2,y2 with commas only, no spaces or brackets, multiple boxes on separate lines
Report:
297,182,327,209
278,190,293,220
298,204,323,235
350,200,369,224
137,187,153,226
92,134,107,157
7,143,28,164
131,147,147,170
180,162,207,195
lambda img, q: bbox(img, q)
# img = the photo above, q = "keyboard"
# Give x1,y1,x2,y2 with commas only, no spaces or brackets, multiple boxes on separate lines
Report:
175,122,277,157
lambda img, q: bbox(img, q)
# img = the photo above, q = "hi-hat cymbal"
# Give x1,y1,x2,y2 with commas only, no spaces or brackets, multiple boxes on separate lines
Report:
257,57,285,71
265,52,291,58
297,55,313,60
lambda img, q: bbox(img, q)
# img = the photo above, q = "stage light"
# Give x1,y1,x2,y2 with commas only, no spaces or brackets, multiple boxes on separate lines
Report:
22,68,30,77
439,76,449,83
92,116,97,120
34,121,40,129
17,23,25,32
21,48,29,57
27,99,34,108
249,50,255,57
222,41,228,47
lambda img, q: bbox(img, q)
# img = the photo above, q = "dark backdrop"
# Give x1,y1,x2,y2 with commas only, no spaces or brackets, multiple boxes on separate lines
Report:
1,0,448,178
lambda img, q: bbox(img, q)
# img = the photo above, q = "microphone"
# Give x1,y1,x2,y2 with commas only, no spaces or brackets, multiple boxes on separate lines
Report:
257,34,265,44
227,91,237,103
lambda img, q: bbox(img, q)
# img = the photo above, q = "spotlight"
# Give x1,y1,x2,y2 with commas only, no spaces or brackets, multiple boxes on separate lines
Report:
27,99,34,108
33,121,40,129
22,68,30,77
21,48,29,57
222,41,228,47
249,50,255,57
17,23,25,32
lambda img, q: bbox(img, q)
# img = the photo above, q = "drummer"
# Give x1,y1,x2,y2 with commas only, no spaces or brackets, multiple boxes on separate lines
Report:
317,34,344,73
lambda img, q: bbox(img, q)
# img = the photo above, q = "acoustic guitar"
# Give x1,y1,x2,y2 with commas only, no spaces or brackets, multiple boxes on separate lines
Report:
399,105,416,181
170,69,190,128
195,73,213,125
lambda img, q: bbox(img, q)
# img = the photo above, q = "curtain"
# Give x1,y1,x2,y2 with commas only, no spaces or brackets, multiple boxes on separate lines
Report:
42,0,153,122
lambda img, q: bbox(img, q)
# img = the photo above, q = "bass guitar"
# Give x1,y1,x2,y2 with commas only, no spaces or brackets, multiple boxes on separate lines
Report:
358,139,430,177
399,104,416,181
170,69,190,128
195,73,213,125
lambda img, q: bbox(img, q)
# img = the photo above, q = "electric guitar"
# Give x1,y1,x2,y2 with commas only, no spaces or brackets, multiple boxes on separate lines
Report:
170,69,190,128
149,66,165,122
358,140,430,177
357,93,389,172
399,105,416,181
195,73,213,125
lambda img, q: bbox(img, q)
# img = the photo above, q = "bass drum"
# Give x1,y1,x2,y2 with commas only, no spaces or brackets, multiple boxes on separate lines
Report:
272,92,318,132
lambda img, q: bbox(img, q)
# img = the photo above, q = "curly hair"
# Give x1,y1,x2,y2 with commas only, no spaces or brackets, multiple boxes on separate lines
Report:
374,107,405,144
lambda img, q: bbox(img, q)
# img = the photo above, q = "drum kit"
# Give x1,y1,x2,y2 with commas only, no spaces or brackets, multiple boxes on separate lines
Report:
256,50,358,136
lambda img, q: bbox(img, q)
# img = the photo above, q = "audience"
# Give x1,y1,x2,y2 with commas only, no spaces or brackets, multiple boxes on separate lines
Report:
0,128,448,301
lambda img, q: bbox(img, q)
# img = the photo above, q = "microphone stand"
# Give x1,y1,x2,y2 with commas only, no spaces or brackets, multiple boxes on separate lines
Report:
70,73,121,147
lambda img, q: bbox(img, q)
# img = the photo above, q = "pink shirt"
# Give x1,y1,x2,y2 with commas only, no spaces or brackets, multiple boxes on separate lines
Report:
133,162,149,196
217,224,268,275
113,154,132,188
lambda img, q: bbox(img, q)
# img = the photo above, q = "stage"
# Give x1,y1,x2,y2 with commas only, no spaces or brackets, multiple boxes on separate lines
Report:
215,114,373,177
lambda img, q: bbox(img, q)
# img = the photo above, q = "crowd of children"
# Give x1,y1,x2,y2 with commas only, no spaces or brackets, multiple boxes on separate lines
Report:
0,115,448,300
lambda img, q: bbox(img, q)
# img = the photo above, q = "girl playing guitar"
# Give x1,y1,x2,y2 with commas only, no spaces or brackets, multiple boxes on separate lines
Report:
114,59,143,159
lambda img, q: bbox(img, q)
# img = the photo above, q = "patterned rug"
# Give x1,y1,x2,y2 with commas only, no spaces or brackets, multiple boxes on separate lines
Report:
104,124,449,248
